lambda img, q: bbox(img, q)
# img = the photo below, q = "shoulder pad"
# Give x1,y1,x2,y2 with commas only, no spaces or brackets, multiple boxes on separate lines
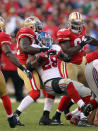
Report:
57,29,70,42
17,27,36,40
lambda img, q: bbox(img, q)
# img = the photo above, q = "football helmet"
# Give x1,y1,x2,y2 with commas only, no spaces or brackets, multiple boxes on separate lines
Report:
68,12,84,34
24,16,43,32
0,17,5,32
38,31,53,49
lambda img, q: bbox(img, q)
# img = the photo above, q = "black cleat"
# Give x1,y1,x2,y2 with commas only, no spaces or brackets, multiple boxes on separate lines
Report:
51,117,63,125
78,118,94,127
39,115,52,125
81,104,92,116
14,113,24,126
8,115,17,128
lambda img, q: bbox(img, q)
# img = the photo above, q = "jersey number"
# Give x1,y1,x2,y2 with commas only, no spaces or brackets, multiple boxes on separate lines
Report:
42,55,57,70
74,36,85,46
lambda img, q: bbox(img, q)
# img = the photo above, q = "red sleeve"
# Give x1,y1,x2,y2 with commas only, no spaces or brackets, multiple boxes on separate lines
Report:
86,50,98,63
0,33,11,46
17,27,36,41
57,29,70,42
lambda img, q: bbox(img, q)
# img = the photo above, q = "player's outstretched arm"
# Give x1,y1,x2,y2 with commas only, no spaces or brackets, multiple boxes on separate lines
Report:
20,37,49,55
86,36,98,46
2,44,32,79
60,40,82,56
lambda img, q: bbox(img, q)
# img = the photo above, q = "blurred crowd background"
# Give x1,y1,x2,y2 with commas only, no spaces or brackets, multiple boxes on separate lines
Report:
0,0,98,101
0,0,98,52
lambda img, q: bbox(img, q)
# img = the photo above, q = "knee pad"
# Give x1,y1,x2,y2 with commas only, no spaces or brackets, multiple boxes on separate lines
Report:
29,90,40,100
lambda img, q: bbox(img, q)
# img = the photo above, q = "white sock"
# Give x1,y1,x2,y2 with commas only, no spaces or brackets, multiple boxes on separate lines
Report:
77,100,85,108
71,108,80,116
17,95,34,112
8,114,13,118
80,112,87,119
44,98,54,112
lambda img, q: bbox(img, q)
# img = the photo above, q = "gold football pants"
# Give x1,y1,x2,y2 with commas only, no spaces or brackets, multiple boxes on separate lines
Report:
0,71,7,97
59,59,88,87
18,66,42,92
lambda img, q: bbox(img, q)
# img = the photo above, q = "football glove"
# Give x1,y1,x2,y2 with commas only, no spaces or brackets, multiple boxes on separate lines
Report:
37,52,48,64
26,62,35,72
23,68,32,79
57,51,71,62
40,47,49,52
80,35,93,48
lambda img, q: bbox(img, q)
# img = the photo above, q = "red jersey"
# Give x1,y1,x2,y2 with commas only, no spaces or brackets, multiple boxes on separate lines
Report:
0,32,11,60
57,26,86,64
16,27,36,65
1,43,17,71
86,50,98,64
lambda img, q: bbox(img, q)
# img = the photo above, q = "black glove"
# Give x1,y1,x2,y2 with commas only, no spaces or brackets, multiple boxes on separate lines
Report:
58,52,71,62
40,47,49,52
80,35,93,48
37,55,47,64
23,68,32,79
47,50,57,57
26,62,35,72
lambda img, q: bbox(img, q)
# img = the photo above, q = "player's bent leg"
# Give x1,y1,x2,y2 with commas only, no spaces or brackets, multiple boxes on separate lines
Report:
44,78,92,125
14,69,41,126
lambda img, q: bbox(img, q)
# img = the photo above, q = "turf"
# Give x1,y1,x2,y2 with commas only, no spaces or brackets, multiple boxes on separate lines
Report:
0,102,98,131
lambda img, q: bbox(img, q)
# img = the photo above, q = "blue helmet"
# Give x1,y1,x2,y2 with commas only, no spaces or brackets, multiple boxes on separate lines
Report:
38,31,53,49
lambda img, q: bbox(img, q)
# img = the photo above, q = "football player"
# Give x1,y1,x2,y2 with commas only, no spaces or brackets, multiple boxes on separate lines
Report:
27,32,94,126
0,17,31,128
13,16,49,126
51,11,98,125
26,32,93,125
64,50,98,126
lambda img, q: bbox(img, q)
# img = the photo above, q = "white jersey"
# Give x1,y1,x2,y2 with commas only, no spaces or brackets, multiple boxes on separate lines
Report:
93,59,98,72
85,59,98,102
37,45,62,83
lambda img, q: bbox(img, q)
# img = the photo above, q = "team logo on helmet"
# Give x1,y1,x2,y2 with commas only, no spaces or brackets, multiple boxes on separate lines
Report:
38,31,53,49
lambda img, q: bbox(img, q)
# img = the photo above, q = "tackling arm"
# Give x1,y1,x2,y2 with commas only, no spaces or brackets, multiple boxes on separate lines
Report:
60,41,82,56
89,38,98,46
2,44,32,79
20,37,48,55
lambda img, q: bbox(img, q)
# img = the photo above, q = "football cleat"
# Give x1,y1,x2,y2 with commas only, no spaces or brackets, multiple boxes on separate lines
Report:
51,117,63,125
14,113,24,126
81,104,92,116
77,118,94,127
8,115,17,128
39,115,52,125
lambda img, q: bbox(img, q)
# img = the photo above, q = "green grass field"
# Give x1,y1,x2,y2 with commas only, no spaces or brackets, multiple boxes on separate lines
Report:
0,102,98,131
